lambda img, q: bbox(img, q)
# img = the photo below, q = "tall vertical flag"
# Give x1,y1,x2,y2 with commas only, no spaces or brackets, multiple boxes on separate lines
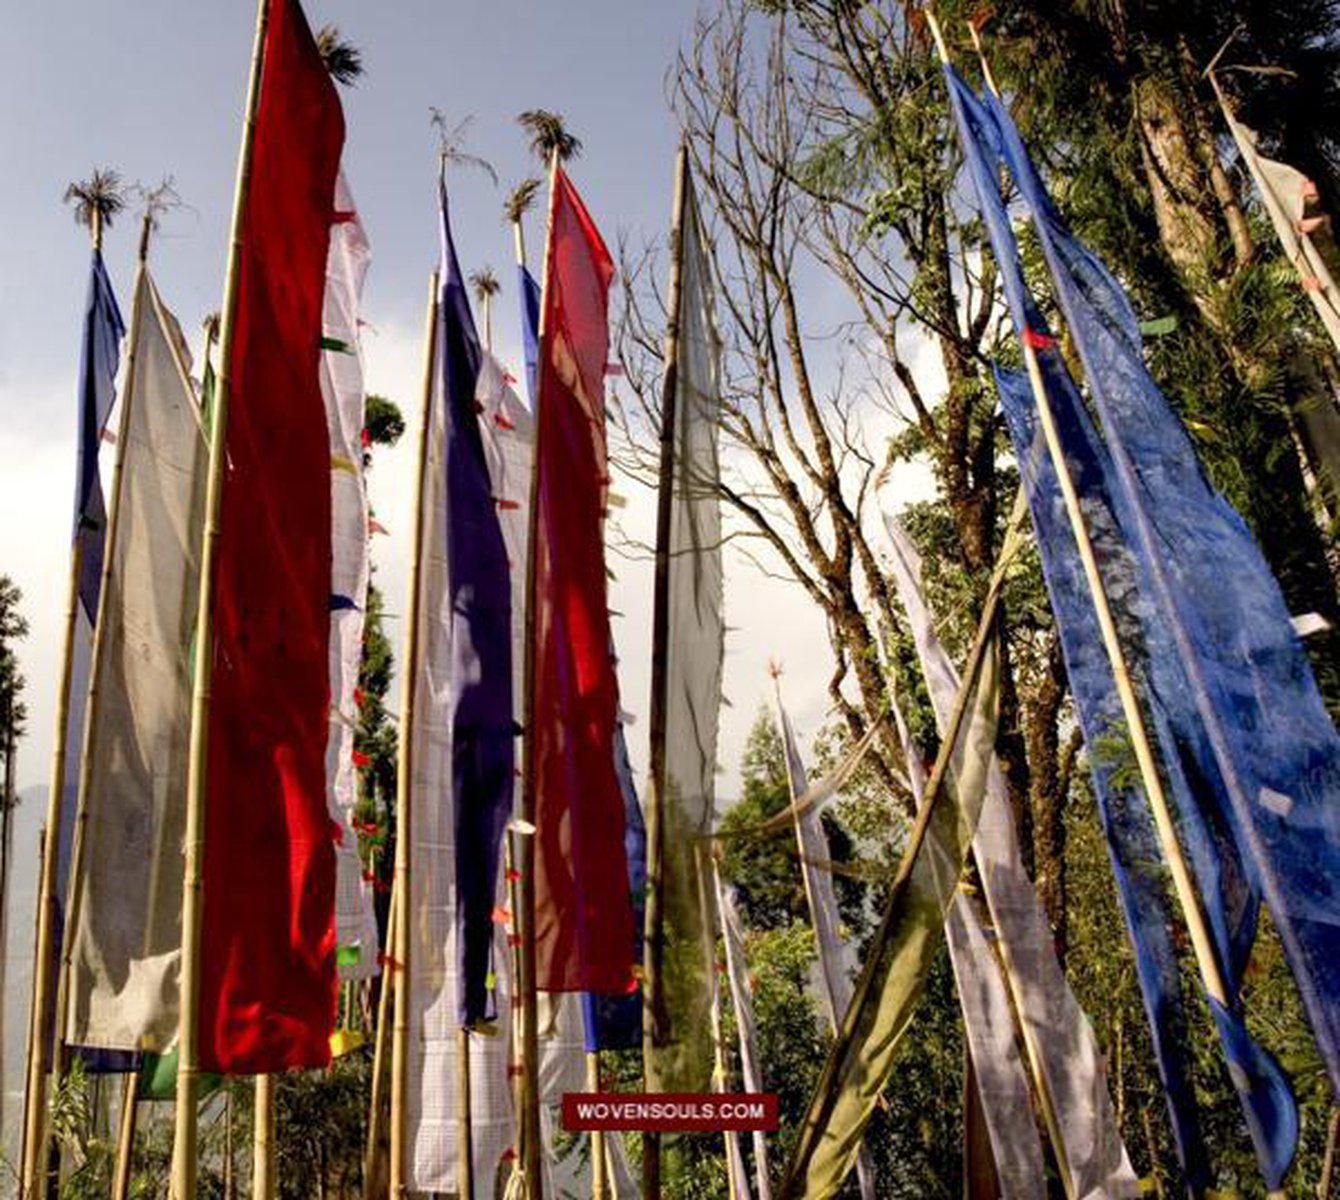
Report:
988,96,1340,1106
880,499,1135,1197
515,238,644,1052
528,167,635,994
54,248,126,1020
405,186,517,1194
943,64,1299,1188
772,692,876,1200
320,174,380,981
644,159,726,1093
197,0,344,1073
716,870,772,1200
65,268,207,1053
405,185,518,1192
781,497,1029,1199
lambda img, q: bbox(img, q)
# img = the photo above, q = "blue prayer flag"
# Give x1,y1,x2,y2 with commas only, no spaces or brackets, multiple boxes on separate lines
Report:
985,80,1340,1110
946,65,1301,1188
438,187,516,1026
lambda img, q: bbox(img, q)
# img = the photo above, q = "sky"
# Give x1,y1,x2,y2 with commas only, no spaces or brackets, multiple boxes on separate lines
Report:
0,0,875,803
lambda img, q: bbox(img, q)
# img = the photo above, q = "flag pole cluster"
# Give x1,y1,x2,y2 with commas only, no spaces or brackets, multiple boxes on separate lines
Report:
22,4,1340,1200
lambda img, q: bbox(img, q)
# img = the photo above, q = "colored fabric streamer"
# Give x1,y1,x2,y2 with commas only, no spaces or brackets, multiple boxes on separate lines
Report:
783,498,1026,1197
881,498,1135,1197
529,168,635,993
645,172,727,1092
42,249,126,1071
773,692,876,1200
441,186,515,1027
945,65,1303,1188
979,76,1320,1187
66,269,207,1053
717,867,773,1200
319,172,379,983
199,0,343,1074
405,185,518,1189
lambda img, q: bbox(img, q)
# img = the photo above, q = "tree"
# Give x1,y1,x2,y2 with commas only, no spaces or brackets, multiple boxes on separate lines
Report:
517,109,583,164
63,169,125,243
315,25,363,87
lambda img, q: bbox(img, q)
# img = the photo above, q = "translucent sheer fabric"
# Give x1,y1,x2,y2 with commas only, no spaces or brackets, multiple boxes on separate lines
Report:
717,869,773,1200
991,90,1340,1108
786,501,1025,1197
883,504,1134,1198
773,692,876,1200
646,178,726,1092
319,173,379,981
67,270,206,1051
946,65,1300,1187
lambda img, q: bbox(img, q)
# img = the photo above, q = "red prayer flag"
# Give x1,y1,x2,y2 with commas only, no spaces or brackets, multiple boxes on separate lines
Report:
528,169,635,992
199,0,344,1074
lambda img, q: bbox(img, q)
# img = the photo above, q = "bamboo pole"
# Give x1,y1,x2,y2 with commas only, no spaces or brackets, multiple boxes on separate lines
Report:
19,203,117,1200
929,1,1252,1183
782,489,1029,1195
517,148,563,1200
389,269,441,1198
362,880,397,1200
926,0,1230,1011
586,1052,607,1200
111,1070,138,1200
253,1073,276,1200
17,827,43,1195
503,827,527,1185
459,1026,474,1200
224,1088,236,1200
641,140,690,1200
697,843,742,1200
170,4,270,1197
0,676,16,1151
55,217,153,1068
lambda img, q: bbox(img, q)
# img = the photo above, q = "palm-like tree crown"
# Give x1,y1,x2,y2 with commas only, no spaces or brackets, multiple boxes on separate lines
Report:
63,169,125,238
517,110,582,164
316,25,363,86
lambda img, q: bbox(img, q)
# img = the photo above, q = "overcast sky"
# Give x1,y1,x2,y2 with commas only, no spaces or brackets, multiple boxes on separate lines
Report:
0,1,941,803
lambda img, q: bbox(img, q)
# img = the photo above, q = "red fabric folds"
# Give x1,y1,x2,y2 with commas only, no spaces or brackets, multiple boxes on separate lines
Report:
530,170,635,992
199,0,344,1074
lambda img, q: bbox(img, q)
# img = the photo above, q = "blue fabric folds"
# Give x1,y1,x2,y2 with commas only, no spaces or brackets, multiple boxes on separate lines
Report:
74,249,125,617
945,65,1305,1188
519,264,542,409
438,188,515,1026
985,79,1340,1094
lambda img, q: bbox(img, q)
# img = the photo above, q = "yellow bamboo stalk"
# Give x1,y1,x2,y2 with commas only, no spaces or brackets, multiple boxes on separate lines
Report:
169,4,270,1197
587,1052,607,1200
110,1071,138,1200
389,269,441,1197
517,148,563,1200
362,880,396,1200
19,208,120,1200
253,1073,276,1200
641,140,690,1200
459,1026,474,1200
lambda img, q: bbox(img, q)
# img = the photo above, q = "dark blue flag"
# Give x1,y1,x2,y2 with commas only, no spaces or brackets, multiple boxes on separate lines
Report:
519,264,542,408
56,250,138,1074
946,66,1299,1188
985,80,1340,1111
439,187,515,1026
